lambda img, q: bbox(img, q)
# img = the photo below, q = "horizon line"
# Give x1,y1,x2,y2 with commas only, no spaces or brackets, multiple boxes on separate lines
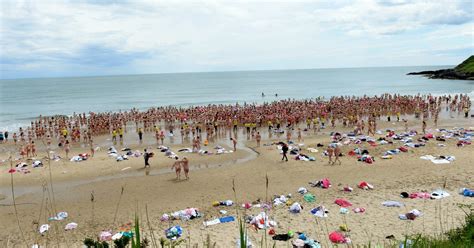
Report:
0,64,454,81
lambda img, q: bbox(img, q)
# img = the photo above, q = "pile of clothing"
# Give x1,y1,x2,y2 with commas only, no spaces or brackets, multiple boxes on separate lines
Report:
357,154,374,164
70,153,89,162
399,209,422,220
309,178,331,189
420,155,455,164
249,212,277,229
160,208,201,221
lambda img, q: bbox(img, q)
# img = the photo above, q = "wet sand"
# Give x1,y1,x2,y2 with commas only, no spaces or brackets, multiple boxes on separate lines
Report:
0,115,473,247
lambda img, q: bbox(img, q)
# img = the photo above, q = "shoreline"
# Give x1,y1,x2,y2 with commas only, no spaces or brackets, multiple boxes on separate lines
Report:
0,96,472,247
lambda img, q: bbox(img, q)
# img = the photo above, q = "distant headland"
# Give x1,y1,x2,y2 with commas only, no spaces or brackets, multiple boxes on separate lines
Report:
407,55,474,80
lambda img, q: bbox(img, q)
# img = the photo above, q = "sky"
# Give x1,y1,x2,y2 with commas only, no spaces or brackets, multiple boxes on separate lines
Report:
0,0,472,79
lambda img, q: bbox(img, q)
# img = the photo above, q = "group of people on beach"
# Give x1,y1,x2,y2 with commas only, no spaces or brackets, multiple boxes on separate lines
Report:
1,94,470,169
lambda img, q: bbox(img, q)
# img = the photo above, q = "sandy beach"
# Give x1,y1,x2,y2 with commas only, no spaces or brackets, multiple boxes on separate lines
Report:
0,114,472,247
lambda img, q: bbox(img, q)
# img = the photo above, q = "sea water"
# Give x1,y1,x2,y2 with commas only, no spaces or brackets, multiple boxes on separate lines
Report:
1,66,473,131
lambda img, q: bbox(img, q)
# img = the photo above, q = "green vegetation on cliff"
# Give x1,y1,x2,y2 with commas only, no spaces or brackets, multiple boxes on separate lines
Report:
455,55,474,74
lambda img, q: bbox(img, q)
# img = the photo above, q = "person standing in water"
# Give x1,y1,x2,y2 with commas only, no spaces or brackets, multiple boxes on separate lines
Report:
64,140,70,159
230,137,237,151
256,132,261,147
138,128,143,144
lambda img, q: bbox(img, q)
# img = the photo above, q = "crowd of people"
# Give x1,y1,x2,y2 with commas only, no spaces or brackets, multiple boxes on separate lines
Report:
0,94,470,159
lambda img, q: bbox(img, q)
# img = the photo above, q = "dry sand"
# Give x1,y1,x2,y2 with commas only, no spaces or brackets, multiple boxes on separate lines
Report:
0,116,473,247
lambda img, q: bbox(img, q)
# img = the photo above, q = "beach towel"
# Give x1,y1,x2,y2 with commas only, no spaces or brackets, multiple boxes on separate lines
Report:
203,216,235,226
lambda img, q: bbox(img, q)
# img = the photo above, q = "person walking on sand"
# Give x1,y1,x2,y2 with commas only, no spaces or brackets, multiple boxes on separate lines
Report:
171,157,182,180
281,143,289,162
89,139,95,157
334,144,342,165
327,145,334,165
422,120,427,134
182,157,190,180
230,137,237,151
143,148,152,168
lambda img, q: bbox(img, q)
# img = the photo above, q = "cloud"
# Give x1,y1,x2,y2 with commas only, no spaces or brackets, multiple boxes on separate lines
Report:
0,0,472,79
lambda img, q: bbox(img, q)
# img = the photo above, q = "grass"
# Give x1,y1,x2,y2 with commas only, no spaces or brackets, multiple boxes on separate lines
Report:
454,55,474,74
399,205,474,248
